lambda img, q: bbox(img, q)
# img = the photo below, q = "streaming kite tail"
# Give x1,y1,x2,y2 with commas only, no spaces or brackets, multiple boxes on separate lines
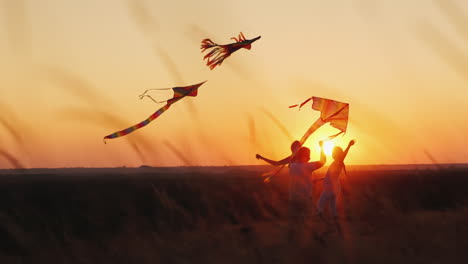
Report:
262,165,286,182
201,39,231,70
103,104,171,143
289,97,313,110
300,118,326,144
204,47,231,70
201,38,218,52
327,130,345,139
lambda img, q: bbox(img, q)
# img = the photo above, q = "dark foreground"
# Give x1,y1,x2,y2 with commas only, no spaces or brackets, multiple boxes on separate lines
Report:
0,165,468,263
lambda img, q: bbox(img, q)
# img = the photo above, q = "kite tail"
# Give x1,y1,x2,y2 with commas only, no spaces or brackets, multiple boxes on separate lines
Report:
289,97,313,110
300,118,326,144
203,47,230,70
327,130,345,140
201,39,218,52
262,165,286,182
201,39,231,70
103,104,171,142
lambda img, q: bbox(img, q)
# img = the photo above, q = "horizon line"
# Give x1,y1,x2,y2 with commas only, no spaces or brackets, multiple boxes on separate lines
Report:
1,162,467,171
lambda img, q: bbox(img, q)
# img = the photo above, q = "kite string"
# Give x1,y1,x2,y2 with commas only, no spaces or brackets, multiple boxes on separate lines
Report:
138,87,173,103
140,94,170,104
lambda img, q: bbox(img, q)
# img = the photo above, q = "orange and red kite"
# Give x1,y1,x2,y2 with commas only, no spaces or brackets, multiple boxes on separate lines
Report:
201,32,261,70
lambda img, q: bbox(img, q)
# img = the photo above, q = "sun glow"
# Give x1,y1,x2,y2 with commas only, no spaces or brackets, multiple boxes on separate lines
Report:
323,141,335,156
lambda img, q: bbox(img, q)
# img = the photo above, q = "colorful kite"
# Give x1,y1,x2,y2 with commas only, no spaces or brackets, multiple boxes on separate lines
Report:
201,32,261,70
290,96,349,144
103,81,206,142
263,97,349,182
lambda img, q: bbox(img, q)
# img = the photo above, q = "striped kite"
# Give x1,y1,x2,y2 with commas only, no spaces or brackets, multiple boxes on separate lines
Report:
201,32,261,70
263,97,349,182
103,81,206,142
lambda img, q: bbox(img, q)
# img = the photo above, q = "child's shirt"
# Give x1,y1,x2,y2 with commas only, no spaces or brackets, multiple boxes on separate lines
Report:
323,161,344,194
289,161,322,200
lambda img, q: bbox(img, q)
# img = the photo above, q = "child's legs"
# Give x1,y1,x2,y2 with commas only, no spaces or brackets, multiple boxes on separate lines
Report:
288,199,307,242
317,191,330,213
330,193,337,216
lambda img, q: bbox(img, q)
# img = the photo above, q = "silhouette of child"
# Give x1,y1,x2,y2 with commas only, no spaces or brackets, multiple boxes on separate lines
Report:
317,140,355,217
287,142,326,242
289,143,326,201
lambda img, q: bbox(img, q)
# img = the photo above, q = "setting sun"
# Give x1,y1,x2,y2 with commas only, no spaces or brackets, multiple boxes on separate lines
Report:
323,141,335,156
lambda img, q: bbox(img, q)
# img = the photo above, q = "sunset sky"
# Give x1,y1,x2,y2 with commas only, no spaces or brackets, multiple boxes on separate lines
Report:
0,0,467,168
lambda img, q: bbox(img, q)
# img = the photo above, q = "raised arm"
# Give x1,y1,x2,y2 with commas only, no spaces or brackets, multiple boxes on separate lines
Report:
317,141,326,167
255,154,292,166
307,141,326,169
342,140,355,160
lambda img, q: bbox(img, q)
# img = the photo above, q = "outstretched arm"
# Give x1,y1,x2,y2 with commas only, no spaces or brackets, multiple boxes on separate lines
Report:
255,154,291,166
342,140,355,160
308,141,326,169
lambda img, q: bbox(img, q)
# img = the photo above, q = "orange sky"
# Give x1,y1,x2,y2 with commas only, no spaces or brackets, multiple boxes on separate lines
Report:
0,0,467,168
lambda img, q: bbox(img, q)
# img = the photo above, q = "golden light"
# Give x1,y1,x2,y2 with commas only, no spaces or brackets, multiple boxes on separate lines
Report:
323,141,335,156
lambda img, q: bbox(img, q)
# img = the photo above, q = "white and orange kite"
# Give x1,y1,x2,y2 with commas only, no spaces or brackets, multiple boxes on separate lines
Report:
290,96,349,144
263,96,349,182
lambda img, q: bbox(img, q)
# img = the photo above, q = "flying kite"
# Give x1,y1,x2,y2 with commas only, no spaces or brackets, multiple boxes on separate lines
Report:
263,97,349,182
103,81,206,142
201,32,261,70
290,96,349,144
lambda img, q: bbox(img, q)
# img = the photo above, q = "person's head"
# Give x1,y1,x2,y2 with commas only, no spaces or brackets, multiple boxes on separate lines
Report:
290,140,301,153
295,147,311,163
332,146,344,161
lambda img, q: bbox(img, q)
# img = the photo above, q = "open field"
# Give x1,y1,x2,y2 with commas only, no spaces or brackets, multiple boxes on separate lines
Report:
0,165,468,263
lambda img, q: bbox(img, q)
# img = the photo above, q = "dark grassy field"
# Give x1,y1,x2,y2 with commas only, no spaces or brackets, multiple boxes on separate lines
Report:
0,165,468,263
